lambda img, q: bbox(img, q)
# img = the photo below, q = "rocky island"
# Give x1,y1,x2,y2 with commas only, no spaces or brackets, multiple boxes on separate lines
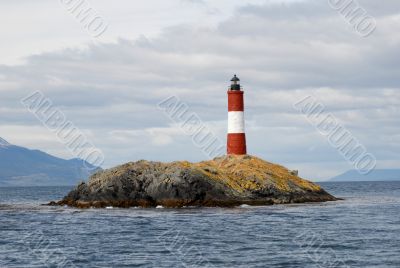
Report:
54,155,337,208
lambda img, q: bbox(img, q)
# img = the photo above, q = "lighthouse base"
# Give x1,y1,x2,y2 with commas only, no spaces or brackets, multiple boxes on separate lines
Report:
227,133,247,155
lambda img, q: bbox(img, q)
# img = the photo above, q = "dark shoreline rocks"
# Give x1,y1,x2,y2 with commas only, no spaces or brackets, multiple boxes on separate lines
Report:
52,155,338,208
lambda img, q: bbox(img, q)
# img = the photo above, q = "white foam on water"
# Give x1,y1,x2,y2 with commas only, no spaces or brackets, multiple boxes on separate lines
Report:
156,205,164,209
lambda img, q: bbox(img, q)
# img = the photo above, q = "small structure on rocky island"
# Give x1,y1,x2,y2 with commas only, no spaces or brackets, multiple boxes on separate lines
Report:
53,76,338,208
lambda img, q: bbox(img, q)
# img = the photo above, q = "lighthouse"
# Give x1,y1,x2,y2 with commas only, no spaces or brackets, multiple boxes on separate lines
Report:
227,75,247,155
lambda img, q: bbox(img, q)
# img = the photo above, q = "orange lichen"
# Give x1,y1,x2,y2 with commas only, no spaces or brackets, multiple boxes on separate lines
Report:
55,155,335,209
193,155,321,193
87,155,321,194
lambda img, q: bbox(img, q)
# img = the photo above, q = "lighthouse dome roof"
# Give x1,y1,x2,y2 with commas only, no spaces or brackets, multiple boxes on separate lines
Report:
230,75,240,82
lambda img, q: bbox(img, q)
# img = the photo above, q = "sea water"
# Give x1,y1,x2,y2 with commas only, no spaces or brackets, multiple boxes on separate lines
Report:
0,181,399,267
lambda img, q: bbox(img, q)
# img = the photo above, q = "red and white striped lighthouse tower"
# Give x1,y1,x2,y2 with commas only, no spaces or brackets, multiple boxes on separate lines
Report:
227,75,247,155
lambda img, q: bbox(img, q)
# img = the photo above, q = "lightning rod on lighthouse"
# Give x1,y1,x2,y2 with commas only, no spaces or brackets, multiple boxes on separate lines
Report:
227,75,247,155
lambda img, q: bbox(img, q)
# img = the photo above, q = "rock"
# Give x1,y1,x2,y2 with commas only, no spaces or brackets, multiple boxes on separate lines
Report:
54,155,338,208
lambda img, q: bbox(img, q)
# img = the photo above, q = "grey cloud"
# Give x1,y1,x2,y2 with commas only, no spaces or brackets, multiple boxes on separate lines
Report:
240,0,400,19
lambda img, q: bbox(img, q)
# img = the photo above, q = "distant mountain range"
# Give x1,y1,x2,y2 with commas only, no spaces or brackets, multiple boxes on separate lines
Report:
0,137,101,187
331,169,400,182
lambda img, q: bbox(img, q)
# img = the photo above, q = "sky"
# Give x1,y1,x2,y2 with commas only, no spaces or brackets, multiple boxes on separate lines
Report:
0,0,399,180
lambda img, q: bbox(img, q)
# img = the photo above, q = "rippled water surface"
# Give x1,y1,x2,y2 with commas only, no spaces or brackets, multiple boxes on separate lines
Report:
1,182,400,267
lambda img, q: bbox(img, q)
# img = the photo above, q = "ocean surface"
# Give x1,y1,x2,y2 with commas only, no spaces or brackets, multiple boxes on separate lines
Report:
0,181,399,268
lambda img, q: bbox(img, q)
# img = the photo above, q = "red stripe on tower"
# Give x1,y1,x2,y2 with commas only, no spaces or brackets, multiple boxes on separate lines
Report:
227,75,247,155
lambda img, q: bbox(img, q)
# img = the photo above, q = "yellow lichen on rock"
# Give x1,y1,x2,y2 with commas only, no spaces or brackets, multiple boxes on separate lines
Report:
57,154,336,208
88,155,321,194
194,155,321,193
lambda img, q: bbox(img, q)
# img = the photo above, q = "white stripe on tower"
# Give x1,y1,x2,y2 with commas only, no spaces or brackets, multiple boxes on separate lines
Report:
228,111,245,133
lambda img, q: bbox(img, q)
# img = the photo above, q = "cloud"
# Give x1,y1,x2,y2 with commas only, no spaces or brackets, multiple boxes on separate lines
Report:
0,0,399,179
